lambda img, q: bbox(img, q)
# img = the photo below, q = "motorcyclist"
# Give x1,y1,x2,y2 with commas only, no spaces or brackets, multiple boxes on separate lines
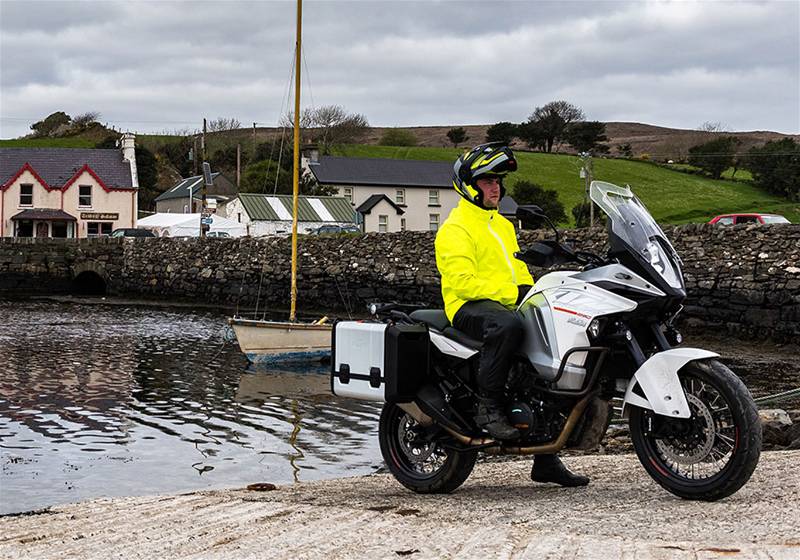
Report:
434,142,589,487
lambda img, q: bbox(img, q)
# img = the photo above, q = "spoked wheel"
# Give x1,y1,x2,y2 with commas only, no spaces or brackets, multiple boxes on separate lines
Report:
630,359,761,501
378,403,477,494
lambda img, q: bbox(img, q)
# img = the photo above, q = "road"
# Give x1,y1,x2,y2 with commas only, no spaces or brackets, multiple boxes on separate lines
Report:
1,451,798,559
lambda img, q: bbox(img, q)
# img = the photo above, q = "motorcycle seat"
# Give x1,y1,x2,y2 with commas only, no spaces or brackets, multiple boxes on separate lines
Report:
409,309,450,331
409,309,483,349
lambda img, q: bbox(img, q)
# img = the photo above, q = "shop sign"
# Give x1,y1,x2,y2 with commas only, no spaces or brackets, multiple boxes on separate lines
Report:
80,212,119,220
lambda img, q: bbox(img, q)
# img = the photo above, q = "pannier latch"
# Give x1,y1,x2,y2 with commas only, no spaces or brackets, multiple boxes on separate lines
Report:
369,367,382,388
339,364,350,384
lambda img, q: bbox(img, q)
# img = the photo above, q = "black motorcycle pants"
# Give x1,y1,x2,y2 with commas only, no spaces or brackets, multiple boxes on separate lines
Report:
452,299,524,397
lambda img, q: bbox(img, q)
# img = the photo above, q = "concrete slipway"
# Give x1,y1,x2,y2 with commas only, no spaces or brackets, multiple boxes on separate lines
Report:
1,451,798,559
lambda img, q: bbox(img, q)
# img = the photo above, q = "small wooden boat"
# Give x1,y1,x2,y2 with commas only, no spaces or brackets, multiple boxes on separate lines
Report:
227,0,333,365
229,317,331,364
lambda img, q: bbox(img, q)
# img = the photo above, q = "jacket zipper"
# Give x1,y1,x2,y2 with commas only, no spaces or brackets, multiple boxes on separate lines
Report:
487,216,517,283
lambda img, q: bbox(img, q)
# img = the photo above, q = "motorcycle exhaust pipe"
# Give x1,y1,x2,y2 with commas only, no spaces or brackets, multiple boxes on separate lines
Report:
397,402,434,426
485,393,595,455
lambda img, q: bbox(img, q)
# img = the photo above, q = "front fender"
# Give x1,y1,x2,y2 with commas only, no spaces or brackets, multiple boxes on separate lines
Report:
622,348,719,418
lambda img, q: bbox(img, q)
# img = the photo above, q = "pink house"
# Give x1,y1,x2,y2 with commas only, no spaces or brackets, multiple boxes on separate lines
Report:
0,133,139,238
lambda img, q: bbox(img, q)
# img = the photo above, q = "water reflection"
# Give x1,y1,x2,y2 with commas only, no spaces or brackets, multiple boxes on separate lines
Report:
0,300,382,514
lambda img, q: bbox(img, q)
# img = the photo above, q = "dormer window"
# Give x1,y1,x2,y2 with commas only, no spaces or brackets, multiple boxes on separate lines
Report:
19,184,33,206
79,185,92,207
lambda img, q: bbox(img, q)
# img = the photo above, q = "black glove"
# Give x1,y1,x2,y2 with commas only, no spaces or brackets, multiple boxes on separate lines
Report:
517,284,533,305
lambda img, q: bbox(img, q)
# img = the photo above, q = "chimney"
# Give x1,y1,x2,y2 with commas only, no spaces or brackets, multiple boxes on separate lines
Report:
300,144,319,177
120,132,139,189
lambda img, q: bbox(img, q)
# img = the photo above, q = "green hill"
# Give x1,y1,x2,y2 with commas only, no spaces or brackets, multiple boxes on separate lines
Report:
331,145,800,225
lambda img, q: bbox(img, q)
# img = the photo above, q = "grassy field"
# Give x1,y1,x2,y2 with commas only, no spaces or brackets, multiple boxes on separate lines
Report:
0,137,97,148
333,145,799,225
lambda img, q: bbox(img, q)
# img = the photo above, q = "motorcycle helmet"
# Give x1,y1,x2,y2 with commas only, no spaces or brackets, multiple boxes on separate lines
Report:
452,142,517,208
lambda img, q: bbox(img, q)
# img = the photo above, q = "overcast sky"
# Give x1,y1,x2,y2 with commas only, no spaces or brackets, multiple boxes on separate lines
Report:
1,0,798,139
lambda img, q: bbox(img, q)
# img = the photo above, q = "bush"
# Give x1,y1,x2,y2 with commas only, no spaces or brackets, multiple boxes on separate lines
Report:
510,180,567,225
572,201,605,228
743,138,800,200
379,128,417,147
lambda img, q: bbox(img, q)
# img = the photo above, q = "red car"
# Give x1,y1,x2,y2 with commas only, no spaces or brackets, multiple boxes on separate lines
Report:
709,213,791,225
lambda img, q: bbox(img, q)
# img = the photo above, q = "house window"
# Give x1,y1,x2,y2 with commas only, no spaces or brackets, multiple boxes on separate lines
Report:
79,185,92,207
16,220,33,237
429,213,440,231
87,222,112,237
400,218,406,231
237,213,242,223
19,184,33,206
396,189,405,205
52,222,68,238
343,187,353,203
428,189,440,206
378,215,388,233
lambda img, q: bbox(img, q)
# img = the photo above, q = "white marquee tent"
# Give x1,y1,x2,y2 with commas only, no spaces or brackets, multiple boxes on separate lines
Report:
137,213,246,238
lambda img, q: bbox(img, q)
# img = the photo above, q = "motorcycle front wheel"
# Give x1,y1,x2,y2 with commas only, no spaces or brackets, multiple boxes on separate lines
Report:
378,403,477,494
629,359,762,501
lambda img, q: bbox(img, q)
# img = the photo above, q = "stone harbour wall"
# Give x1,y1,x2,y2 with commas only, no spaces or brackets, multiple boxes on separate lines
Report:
1,223,798,340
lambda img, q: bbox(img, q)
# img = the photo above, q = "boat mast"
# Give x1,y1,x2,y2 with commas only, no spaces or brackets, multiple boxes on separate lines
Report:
289,0,302,322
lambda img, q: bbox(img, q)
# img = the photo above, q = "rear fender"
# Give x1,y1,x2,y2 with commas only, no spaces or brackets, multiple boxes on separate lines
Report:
622,348,719,418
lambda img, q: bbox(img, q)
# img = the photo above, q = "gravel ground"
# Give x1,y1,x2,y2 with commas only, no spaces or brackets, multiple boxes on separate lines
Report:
1,451,798,560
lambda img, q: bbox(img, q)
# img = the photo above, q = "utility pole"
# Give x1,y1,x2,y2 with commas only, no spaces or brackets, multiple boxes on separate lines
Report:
201,118,208,238
253,122,257,157
236,143,241,187
580,152,594,226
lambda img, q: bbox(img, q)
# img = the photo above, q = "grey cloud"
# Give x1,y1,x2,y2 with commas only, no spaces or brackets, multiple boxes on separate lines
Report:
1,0,798,138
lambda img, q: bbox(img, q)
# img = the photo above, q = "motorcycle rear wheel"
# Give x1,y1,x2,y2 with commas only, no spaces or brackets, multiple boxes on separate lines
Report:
629,359,761,501
379,403,477,494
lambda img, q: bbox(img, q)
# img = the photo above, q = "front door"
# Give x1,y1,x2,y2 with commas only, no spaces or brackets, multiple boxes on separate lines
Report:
35,222,49,238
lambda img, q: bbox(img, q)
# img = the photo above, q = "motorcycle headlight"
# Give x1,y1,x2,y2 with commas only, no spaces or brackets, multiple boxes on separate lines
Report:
587,318,601,339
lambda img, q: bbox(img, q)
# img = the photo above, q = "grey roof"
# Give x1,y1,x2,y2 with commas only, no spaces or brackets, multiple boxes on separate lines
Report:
238,193,356,223
356,194,405,215
0,148,134,189
155,173,223,202
310,156,452,188
11,208,77,221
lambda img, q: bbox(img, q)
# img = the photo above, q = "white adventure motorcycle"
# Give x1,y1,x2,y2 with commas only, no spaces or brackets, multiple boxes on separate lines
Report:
330,181,761,501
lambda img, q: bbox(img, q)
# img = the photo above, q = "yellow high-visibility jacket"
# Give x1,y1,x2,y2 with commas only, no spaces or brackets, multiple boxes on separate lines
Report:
435,199,534,323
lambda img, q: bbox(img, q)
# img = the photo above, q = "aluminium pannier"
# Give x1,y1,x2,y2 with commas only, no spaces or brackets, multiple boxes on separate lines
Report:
331,321,429,403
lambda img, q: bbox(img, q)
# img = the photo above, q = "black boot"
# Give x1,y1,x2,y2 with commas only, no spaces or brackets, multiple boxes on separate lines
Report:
475,396,520,440
531,454,589,487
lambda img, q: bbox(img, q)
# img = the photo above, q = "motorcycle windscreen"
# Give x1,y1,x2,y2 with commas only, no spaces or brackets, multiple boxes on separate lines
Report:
589,181,684,290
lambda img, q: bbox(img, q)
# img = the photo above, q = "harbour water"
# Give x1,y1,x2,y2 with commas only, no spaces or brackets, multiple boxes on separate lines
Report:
0,299,382,515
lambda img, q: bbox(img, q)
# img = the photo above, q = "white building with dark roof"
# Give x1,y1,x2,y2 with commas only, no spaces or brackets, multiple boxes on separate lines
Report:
305,155,458,233
0,133,139,238
154,172,237,214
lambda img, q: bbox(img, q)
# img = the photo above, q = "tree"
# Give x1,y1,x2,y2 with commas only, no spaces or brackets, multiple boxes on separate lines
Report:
524,101,585,152
698,121,728,133
517,120,547,151
446,127,469,148
743,138,800,200
281,105,369,152
240,147,335,196
72,111,101,128
379,128,417,146
616,143,633,158
510,180,567,225
134,147,160,211
565,121,607,153
688,137,739,179
207,117,242,132
30,112,71,137
485,122,518,144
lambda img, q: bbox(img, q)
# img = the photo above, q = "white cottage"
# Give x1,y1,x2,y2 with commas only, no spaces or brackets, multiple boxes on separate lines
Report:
224,193,356,236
